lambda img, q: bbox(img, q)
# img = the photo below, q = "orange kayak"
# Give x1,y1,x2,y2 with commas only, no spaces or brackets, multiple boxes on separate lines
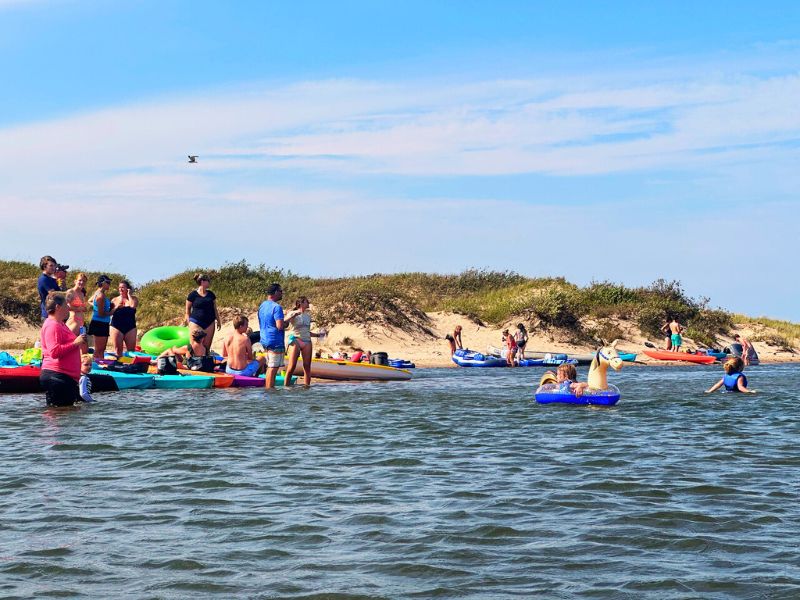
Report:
147,366,234,388
643,350,716,364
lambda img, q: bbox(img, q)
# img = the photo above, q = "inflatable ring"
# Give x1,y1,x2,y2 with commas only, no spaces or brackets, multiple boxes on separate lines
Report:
140,326,191,355
534,383,621,406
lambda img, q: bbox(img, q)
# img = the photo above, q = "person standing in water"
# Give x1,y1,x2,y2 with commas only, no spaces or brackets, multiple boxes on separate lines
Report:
185,274,221,353
258,283,286,389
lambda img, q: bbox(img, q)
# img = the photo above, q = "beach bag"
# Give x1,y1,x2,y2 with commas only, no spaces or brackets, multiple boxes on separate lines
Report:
19,347,42,365
156,356,179,375
186,355,215,373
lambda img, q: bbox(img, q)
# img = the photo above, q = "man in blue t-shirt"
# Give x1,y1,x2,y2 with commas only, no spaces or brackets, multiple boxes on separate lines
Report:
258,283,286,389
37,255,61,319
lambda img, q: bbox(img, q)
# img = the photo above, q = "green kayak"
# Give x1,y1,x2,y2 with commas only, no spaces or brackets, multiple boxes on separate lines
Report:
153,374,214,389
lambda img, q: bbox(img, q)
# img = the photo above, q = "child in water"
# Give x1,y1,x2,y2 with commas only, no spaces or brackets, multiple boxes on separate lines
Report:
541,364,589,397
705,357,756,394
79,354,95,403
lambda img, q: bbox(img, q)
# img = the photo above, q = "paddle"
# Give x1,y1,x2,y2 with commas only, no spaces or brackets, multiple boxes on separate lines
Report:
644,341,657,349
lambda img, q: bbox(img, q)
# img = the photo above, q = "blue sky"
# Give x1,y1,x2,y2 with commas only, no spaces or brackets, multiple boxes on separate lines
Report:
1,1,799,320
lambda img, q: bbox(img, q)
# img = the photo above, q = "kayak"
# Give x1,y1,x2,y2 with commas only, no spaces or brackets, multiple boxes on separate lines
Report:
146,366,234,388
289,358,412,381
90,368,155,390
231,373,294,387
152,374,214,389
618,352,637,362
642,350,717,364
0,366,43,393
452,349,507,368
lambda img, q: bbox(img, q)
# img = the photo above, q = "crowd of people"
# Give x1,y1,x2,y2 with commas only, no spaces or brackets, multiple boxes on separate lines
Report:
35,256,335,405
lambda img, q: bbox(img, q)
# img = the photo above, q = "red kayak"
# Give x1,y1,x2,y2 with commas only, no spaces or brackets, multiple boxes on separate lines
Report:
643,350,717,364
0,366,42,393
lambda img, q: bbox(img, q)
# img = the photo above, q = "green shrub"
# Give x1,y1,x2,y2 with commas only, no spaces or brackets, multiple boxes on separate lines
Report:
528,287,585,329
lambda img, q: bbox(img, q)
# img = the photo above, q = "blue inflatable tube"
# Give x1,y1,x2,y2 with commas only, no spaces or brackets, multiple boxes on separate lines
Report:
452,349,506,367
534,383,621,406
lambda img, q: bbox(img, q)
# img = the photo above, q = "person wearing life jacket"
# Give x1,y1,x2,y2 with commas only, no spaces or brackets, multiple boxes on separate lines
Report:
705,357,756,394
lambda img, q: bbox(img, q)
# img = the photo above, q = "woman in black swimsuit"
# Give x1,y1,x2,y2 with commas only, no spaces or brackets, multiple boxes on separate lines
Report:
110,280,139,358
184,273,221,352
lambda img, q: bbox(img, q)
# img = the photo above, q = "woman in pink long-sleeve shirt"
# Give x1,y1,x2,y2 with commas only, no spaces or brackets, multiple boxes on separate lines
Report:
39,293,87,406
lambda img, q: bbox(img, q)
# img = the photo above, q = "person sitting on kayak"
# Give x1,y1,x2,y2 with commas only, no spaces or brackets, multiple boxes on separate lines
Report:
223,315,266,377
705,357,756,394
556,363,588,397
157,329,209,366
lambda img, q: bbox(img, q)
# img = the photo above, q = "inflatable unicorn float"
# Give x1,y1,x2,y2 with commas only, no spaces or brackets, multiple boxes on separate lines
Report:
534,342,624,406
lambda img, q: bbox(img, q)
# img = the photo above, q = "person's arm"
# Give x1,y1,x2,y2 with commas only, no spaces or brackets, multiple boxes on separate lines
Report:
79,377,95,402
571,382,589,397
129,294,139,309
245,341,253,361
184,300,193,325
274,305,285,331
214,299,221,329
705,379,724,393
737,376,756,394
221,337,229,358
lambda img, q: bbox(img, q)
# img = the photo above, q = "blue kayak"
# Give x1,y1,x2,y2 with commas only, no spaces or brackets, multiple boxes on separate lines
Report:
452,349,506,367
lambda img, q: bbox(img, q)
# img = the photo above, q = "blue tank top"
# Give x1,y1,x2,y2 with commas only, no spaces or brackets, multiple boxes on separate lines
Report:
723,372,747,392
92,295,111,323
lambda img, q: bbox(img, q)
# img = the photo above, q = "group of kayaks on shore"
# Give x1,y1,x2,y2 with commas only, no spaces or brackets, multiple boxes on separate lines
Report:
452,342,758,368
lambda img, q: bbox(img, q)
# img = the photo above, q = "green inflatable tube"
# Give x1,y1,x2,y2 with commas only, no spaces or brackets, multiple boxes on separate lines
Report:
140,326,191,356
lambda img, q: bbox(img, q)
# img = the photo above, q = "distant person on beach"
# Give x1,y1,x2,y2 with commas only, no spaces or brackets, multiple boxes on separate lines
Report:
350,350,364,363
110,280,138,358
514,323,528,360
705,357,756,394
223,315,265,377
660,319,672,351
668,318,683,352
503,329,517,366
185,274,221,353
285,296,324,386
37,255,61,320
445,325,463,355
157,329,210,368
39,293,86,406
734,334,754,366
258,283,286,389
88,275,116,358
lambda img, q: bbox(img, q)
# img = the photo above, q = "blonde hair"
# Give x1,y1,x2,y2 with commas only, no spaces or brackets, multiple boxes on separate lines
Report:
557,363,577,380
724,357,744,374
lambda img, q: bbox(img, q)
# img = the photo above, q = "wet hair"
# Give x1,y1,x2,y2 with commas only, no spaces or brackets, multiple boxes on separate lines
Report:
724,357,744,374
39,255,56,271
266,283,282,296
119,280,133,291
233,314,248,329
45,292,67,314
294,296,309,309
194,273,210,285
557,363,577,381
517,323,527,333
191,329,208,341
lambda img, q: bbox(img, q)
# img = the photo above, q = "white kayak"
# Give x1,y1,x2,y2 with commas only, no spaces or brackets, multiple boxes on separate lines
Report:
290,358,412,381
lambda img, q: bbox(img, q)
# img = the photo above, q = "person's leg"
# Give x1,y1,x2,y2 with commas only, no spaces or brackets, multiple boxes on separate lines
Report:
109,327,123,357
265,367,278,389
300,342,313,386
285,344,300,387
256,355,266,375
123,327,137,353
203,323,215,351
95,335,108,357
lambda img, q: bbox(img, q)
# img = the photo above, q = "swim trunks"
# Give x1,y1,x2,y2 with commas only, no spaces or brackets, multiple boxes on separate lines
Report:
226,360,261,377
671,333,682,347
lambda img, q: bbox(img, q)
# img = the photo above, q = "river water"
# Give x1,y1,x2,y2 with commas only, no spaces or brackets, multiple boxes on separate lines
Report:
1,364,799,598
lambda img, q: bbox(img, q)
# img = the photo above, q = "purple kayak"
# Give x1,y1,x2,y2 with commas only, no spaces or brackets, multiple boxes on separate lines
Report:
232,375,263,387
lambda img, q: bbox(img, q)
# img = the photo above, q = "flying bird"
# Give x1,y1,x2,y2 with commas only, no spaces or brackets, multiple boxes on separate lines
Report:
188,155,198,163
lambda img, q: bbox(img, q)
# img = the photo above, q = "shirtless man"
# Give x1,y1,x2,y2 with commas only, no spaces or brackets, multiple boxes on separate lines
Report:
223,315,266,377
668,318,684,352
